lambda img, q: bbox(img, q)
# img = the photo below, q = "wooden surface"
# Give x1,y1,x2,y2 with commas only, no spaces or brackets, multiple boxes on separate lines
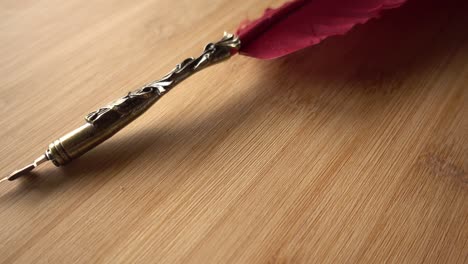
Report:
0,0,467,263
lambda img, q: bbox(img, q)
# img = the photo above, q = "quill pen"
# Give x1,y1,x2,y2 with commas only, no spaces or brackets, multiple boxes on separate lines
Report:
4,0,406,182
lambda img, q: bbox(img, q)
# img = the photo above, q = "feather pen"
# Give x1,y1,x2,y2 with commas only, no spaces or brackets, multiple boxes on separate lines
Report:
3,0,406,182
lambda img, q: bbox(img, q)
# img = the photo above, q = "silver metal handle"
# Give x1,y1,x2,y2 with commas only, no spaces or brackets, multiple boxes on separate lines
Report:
5,33,241,181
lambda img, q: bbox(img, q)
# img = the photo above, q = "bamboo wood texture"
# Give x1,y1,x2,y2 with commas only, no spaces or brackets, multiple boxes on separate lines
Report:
0,0,467,263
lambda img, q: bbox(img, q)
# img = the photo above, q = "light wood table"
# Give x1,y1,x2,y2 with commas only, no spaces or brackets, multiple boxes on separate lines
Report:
0,0,466,263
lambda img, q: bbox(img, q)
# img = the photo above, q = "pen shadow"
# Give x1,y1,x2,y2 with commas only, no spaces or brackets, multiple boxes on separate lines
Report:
1,0,466,199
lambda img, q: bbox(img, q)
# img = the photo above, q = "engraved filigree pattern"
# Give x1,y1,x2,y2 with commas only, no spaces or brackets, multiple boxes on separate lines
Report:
85,33,240,128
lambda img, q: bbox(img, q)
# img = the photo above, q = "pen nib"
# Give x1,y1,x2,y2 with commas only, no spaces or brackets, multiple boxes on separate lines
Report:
0,177,9,183
3,154,49,182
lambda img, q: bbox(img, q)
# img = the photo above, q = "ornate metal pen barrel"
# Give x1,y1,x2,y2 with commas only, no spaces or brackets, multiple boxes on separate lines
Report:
45,33,240,166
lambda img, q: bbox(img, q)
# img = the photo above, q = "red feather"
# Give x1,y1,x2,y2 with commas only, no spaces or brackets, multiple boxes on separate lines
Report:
236,0,406,59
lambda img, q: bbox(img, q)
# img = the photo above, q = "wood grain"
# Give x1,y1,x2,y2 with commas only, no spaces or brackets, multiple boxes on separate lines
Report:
0,0,467,263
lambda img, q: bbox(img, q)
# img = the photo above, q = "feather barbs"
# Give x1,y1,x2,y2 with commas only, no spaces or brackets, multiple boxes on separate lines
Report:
236,0,407,59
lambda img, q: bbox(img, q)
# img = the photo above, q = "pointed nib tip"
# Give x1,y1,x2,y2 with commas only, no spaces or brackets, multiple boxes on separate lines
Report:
7,164,36,181
4,154,49,182
0,177,10,183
